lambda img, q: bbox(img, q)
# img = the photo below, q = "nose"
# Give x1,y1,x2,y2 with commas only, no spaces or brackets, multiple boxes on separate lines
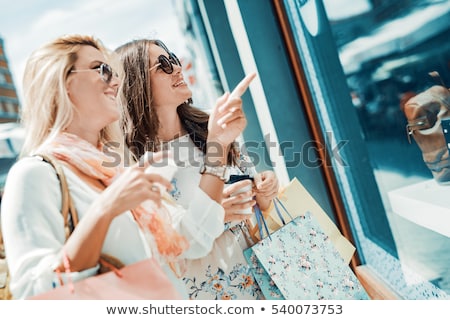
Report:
109,73,120,87
173,63,182,74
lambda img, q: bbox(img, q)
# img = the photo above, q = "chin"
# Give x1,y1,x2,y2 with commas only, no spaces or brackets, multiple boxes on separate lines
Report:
106,110,121,123
175,97,192,106
180,87,192,101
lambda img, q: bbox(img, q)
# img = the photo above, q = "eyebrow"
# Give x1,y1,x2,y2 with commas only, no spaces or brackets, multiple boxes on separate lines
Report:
91,59,105,66
80,59,103,67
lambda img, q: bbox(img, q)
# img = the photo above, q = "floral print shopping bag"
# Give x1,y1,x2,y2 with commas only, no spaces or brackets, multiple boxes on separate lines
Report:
243,200,370,300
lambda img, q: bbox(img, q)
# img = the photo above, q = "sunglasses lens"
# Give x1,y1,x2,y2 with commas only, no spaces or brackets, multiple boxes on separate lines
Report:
100,64,113,83
170,52,181,67
169,53,181,67
159,56,173,74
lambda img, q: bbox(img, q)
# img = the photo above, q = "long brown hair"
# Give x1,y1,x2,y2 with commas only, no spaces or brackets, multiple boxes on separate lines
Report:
115,39,237,164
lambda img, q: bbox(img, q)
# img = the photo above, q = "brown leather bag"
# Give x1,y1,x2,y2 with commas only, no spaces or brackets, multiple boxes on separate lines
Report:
402,72,450,184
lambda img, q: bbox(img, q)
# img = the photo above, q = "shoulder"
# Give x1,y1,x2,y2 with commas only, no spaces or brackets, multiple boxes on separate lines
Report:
1,156,62,232
4,156,59,191
8,156,57,179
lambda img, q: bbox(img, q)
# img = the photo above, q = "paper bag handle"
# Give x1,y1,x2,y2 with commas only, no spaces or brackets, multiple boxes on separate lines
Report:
254,204,271,240
273,197,295,225
252,197,296,241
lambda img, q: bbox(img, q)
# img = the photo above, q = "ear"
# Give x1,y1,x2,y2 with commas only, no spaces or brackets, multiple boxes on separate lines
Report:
65,78,73,97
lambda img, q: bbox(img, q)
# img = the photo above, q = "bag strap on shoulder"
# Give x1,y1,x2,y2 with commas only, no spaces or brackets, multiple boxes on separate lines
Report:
1,154,80,299
35,154,124,272
35,154,79,237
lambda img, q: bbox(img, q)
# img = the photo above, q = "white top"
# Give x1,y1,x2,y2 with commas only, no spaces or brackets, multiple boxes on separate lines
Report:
167,134,256,208
0,156,225,299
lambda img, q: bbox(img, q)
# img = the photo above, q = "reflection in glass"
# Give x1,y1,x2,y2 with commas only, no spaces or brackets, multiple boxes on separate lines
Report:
328,0,450,293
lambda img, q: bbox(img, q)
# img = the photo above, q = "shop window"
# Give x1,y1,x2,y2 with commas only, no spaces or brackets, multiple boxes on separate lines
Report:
280,0,450,298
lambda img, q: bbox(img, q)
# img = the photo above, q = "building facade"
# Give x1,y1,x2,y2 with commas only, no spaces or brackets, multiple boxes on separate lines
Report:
0,37,20,124
174,0,450,299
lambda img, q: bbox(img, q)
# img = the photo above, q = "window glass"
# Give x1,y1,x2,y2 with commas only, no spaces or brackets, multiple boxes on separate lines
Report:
5,101,15,113
283,0,449,298
325,0,450,294
329,0,450,294
181,0,449,299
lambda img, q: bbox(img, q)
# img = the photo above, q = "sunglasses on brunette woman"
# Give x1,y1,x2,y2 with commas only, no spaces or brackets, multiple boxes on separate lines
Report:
149,52,182,74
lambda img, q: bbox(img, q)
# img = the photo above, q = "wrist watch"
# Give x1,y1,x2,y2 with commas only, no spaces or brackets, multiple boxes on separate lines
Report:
199,163,230,182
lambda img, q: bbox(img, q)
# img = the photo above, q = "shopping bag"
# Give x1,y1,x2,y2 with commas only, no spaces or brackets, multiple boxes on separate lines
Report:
243,204,284,300
28,258,182,300
249,177,355,264
244,201,370,300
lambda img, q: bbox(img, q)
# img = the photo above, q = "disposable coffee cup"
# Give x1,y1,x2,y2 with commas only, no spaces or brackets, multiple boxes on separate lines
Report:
228,175,254,215
144,156,178,193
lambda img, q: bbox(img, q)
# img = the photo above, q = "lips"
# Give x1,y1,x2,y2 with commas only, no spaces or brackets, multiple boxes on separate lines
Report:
105,90,117,101
173,80,185,87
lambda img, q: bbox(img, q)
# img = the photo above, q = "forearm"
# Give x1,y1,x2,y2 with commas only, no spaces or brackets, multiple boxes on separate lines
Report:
59,200,115,272
198,141,228,204
171,188,225,259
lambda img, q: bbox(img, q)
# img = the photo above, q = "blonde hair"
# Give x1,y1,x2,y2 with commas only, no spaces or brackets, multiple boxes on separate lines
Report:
20,34,125,161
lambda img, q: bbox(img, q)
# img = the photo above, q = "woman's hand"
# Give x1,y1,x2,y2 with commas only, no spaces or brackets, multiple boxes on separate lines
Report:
222,179,256,222
207,93,247,148
98,151,173,218
254,171,279,211
62,151,173,272
207,73,256,148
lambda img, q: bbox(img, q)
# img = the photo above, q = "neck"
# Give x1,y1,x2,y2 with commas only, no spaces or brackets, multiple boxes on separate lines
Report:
156,109,186,142
64,127,100,148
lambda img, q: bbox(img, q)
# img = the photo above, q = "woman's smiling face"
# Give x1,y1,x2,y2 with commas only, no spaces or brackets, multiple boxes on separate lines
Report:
66,45,121,132
148,43,192,110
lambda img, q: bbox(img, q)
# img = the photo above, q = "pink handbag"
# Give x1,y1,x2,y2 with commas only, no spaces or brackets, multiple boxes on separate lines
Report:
28,258,182,300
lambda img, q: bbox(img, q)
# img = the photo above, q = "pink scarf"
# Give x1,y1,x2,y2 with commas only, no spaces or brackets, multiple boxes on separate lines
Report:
38,132,189,265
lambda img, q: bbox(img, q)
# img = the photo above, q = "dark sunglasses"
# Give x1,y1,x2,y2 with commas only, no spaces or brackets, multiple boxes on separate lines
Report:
149,53,182,74
70,63,117,84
